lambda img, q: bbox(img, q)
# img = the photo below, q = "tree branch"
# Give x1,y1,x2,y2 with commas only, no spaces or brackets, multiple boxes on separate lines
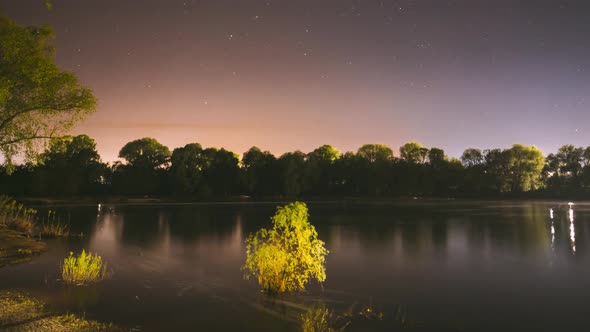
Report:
0,105,81,131
0,134,54,147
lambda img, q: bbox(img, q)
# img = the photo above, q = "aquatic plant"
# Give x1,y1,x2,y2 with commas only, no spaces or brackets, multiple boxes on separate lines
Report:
243,202,328,293
0,195,37,234
62,250,107,286
301,305,335,332
40,210,70,238
0,291,123,331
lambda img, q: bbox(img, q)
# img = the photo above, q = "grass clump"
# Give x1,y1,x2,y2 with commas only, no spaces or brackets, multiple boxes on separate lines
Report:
0,291,123,332
301,305,335,332
62,250,107,286
1,196,70,238
0,195,37,234
40,211,70,238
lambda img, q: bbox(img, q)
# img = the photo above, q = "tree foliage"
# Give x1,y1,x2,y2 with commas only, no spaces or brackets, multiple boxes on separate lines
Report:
0,16,96,165
6,137,590,198
243,202,328,293
461,148,483,167
170,143,204,194
400,142,429,164
357,144,393,163
34,135,105,195
118,137,171,169
506,144,545,192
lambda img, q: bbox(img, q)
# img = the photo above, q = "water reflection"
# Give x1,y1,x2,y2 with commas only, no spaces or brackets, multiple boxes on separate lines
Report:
90,209,124,255
8,201,590,331
569,207,576,254
550,220,555,251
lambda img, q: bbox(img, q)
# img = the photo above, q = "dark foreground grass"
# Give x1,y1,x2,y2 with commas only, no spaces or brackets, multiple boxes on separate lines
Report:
0,291,123,332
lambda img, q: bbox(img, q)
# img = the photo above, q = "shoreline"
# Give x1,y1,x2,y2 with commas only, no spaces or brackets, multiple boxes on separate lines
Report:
12,195,585,208
0,229,46,268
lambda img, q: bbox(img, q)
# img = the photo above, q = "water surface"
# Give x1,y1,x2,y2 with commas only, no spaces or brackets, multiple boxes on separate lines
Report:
1,200,589,331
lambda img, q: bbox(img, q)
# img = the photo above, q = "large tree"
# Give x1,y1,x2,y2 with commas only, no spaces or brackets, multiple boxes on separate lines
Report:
243,202,328,293
0,16,96,165
114,138,171,195
169,143,204,195
305,144,340,194
35,135,106,195
356,144,393,163
200,148,240,196
506,144,545,192
118,137,171,170
277,151,306,196
399,142,429,164
241,146,278,195
428,147,446,167
461,148,484,167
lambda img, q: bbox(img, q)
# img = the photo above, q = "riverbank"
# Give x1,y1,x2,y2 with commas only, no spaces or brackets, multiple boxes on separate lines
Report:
0,229,46,267
12,195,582,209
0,291,123,332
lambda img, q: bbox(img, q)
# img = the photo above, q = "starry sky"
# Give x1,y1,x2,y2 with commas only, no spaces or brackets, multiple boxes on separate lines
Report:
2,0,589,161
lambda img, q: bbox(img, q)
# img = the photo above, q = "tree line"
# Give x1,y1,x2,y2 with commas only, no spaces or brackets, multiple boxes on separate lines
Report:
2,135,590,198
2,17,589,199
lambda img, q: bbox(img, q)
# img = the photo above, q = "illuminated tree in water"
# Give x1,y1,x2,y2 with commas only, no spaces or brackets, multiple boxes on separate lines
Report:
243,202,328,293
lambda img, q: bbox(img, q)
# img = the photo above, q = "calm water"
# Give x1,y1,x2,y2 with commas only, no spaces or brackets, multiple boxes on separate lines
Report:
2,200,590,331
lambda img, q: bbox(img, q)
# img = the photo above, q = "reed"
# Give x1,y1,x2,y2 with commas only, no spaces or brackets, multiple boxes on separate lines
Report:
301,305,335,332
0,195,37,234
40,210,70,238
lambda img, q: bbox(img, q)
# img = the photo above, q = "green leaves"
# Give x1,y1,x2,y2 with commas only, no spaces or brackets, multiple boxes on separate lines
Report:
118,137,171,169
243,202,329,293
62,250,107,286
0,16,96,166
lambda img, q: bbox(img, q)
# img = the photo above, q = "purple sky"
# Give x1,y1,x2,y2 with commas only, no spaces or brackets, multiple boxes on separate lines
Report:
2,0,589,161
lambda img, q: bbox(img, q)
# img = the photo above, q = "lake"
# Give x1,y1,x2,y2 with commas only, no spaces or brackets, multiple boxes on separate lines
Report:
1,200,589,331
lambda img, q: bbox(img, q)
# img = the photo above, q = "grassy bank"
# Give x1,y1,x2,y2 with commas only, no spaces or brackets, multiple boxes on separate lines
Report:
0,291,122,332
0,229,46,267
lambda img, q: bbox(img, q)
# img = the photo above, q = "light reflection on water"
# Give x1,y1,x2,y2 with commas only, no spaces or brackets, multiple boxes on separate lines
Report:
2,201,590,331
569,208,576,254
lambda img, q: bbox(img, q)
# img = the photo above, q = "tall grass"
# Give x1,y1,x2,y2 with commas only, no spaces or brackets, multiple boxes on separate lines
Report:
1,196,70,237
301,305,335,332
0,195,37,234
62,250,107,286
40,210,70,238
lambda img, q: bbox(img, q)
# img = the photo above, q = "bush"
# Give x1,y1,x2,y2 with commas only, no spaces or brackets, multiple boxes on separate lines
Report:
243,202,328,293
62,250,107,286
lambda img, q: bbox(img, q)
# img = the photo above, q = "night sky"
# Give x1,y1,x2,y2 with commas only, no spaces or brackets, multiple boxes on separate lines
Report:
2,0,589,161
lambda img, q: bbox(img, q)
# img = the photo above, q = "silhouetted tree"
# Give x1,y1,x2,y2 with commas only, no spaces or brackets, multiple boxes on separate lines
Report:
33,135,106,195
113,137,171,195
461,148,484,167
200,148,240,196
241,147,278,196
278,151,306,196
169,143,203,195
304,145,340,194
428,147,446,167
